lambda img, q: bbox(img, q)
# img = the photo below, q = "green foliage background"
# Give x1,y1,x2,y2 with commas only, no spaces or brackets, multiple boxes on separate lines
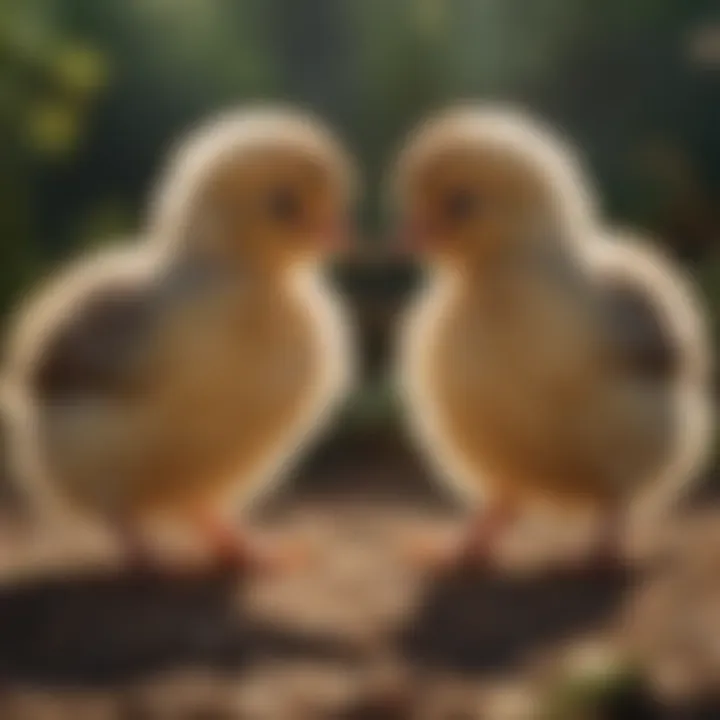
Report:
0,0,717,408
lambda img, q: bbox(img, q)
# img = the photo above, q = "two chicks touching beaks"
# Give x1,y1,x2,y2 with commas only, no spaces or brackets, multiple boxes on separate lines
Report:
2,104,712,576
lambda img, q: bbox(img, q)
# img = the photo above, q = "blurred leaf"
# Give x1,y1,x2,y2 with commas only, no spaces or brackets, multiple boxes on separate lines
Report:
53,44,108,95
26,100,79,155
540,665,655,720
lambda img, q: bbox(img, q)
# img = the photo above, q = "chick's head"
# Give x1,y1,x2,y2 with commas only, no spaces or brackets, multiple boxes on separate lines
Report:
152,107,357,276
392,106,597,271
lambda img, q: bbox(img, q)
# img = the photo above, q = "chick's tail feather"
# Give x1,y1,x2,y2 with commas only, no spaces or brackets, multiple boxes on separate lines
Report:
0,397,34,526
630,382,715,534
0,378,69,531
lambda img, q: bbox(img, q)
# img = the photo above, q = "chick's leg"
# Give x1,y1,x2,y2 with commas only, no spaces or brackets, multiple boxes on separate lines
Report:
115,511,274,576
191,510,306,574
193,511,263,570
456,499,518,567
405,497,518,571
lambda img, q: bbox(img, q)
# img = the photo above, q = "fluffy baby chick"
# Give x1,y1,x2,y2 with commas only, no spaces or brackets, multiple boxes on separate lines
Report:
393,106,712,569
3,107,356,571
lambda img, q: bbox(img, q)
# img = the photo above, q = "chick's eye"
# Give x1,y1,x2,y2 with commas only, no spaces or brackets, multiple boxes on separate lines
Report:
443,188,479,223
268,187,302,223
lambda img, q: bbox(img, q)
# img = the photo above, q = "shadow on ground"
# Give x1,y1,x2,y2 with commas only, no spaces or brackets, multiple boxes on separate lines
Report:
0,569,362,687
400,564,635,675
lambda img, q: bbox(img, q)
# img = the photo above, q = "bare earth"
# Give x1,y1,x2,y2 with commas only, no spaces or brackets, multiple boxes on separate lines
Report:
0,433,718,719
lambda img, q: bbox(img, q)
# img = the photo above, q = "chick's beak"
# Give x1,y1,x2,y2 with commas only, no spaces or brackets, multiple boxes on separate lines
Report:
325,213,353,253
309,201,353,255
395,209,434,256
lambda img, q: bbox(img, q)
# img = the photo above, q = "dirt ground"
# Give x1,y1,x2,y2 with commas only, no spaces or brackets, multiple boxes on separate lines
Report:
0,433,719,719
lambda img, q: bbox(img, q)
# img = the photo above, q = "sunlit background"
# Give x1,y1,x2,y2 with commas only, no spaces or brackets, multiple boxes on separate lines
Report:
2,0,718,334
0,1,719,718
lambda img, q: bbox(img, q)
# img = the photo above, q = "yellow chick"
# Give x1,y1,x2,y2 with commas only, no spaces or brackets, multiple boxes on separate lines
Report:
392,106,712,569
3,107,357,570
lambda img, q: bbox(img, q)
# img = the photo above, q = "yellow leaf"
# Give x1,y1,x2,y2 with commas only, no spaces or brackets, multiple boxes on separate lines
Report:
54,45,108,94
27,102,78,156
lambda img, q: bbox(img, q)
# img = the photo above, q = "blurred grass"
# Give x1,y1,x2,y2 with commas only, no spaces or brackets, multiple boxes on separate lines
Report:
540,668,657,720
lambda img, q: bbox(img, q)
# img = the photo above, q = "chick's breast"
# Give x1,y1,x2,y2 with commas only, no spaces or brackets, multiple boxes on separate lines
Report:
415,282,610,505
13,261,344,519
402,243,709,511
409,329,605,505
149,284,324,508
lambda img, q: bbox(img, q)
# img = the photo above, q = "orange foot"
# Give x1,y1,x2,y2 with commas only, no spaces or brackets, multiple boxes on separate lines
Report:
403,503,516,574
195,514,310,576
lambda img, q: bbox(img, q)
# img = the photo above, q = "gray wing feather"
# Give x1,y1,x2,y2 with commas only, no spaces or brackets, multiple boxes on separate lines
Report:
33,281,161,401
25,252,230,402
31,258,228,402
598,275,679,381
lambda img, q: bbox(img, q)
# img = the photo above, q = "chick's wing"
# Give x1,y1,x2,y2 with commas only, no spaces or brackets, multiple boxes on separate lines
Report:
32,281,163,401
